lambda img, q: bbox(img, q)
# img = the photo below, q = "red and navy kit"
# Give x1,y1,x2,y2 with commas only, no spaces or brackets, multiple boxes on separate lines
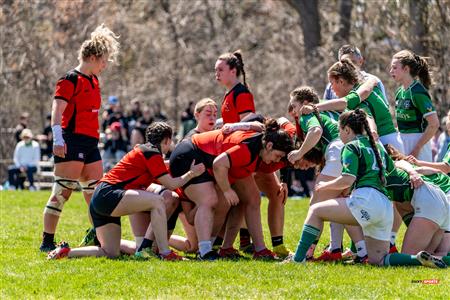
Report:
101,143,168,190
221,83,255,124
54,69,101,139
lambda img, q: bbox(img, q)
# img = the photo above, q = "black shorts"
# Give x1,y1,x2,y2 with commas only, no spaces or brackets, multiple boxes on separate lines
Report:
169,140,215,188
89,182,124,228
54,133,101,164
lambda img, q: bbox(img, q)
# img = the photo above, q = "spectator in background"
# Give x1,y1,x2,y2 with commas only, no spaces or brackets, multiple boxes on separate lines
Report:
177,101,197,140
323,45,388,103
8,129,40,190
39,114,53,160
130,98,143,121
436,111,450,162
130,105,154,146
101,95,120,131
102,122,128,171
14,112,30,143
153,102,168,122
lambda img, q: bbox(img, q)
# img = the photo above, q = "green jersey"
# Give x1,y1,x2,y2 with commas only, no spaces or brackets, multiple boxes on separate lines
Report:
341,135,395,196
299,112,339,154
345,85,397,137
443,144,450,173
395,80,436,133
386,167,450,202
318,99,342,122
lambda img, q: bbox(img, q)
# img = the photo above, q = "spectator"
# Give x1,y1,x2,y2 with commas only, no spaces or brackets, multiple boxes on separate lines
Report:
101,95,120,131
102,122,128,171
130,98,143,121
38,114,53,160
14,112,29,143
8,129,40,190
436,111,450,162
130,106,154,146
153,102,168,122
178,101,197,140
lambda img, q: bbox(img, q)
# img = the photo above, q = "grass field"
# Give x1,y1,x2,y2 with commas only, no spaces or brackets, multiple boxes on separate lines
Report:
1,191,448,299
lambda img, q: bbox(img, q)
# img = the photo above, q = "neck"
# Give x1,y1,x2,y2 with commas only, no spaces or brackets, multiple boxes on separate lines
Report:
195,125,209,133
225,79,240,91
76,62,92,76
401,76,414,89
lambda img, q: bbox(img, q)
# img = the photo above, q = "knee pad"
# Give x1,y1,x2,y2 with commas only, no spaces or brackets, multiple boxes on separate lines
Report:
80,179,98,195
44,176,78,216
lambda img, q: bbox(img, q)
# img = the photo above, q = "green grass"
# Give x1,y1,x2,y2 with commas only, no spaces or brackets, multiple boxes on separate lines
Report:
1,191,448,299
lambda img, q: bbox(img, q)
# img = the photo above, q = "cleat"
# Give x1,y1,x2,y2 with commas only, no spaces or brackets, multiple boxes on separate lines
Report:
47,242,70,260
79,227,99,247
253,248,278,261
239,243,254,254
389,244,398,254
280,254,305,264
218,247,244,260
416,251,447,269
160,250,184,261
273,244,293,259
315,249,342,262
40,242,56,252
135,247,158,260
353,255,369,264
342,248,356,260
199,250,220,261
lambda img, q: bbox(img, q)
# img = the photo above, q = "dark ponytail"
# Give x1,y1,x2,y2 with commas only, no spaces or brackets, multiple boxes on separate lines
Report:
393,50,433,89
263,118,293,154
219,50,248,88
339,109,385,184
145,122,173,151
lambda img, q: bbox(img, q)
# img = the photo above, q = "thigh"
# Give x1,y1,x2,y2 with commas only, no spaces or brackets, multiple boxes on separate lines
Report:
80,160,103,182
111,189,164,217
96,223,122,258
184,182,218,207
310,173,341,204
402,217,439,254
233,176,260,205
254,172,280,200
54,161,85,179
309,198,359,226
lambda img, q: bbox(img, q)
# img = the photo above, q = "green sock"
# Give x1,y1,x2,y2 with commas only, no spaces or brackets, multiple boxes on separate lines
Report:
442,256,450,266
294,224,320,262
350,240,357,253
402,212,414,227
383,253,421,266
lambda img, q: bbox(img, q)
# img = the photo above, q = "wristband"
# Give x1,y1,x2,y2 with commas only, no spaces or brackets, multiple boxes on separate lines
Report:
52,125,65,146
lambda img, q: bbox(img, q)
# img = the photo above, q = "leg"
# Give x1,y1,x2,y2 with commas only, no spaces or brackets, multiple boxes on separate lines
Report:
7,166,19,189
26,166,37,188
364,236,389,266
222,204,245,249
401,217,439,255
79,160,103,206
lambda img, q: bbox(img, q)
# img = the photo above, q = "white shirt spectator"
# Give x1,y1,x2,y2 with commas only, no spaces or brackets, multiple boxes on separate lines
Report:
14,140,40,168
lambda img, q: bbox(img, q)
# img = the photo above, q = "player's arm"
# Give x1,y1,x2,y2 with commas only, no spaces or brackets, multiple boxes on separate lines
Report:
51,99,68,158
394,160,424,188
157,161,205,191
315,174,355,191
287,126,322,164
213,153,240,206
406,156,450,174
409,113,439,157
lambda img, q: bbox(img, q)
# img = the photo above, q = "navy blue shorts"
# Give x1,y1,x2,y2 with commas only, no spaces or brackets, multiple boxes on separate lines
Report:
54,133,101,164
89,182,124,228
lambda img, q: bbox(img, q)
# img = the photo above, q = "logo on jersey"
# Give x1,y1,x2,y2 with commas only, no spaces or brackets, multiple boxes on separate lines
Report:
78,153,84,159
403,100,412,109
360,209,370,221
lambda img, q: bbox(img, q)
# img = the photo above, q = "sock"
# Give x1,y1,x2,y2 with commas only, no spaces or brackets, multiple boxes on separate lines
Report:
355,240,367,257
442,256,450,266
135,236,144,251
271,236,283,247
402,213,413,227
306,239,319,258
138,238,153,252
198,240,212,257
383,253,421,266
43,232,55,245
350,240,357,253
254,245,266,252
239,228,251,247
390,232,397,245
294,224,320,262
213,236,223,247
329,222,344,251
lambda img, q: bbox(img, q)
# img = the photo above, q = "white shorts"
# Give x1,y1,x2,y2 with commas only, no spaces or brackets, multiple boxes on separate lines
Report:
379,132,405,154
412,183,450,231
400,133,432,162
320,139,344,178
346,187,393,241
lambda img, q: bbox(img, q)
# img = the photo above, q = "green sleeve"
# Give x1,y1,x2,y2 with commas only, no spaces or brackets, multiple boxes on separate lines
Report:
345,91,360,110
384,150,395,175
300,114,320,133
356,101,373,118
341,144,359,177
412,92,435,116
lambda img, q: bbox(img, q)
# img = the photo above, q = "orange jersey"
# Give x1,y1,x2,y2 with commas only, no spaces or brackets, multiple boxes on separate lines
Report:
192,129,263,179
54,70,102,139
101,143,168,190
221,83,255,124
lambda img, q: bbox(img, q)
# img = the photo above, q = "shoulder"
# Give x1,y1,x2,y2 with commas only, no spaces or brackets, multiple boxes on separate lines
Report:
137,143,162,159
411,81,431,99
57,70,79,86
232,83,252,99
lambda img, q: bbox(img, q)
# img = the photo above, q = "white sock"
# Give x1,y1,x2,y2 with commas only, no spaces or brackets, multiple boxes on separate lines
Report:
135,236,144,253
355,240,367,257
390,232,397,245
198,240,212,257
330,222,344,251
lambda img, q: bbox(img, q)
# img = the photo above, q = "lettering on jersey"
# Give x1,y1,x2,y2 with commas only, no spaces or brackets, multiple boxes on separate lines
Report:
397,112,411,120
360,209,370,221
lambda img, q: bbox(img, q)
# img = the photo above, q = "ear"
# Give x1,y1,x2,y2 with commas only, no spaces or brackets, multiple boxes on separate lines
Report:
265,141,273,151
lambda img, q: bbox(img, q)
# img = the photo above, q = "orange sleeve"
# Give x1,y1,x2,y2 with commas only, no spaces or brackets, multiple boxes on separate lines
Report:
235,93,255,115
145,154,169,179
54,79,75,103
225,144,252,168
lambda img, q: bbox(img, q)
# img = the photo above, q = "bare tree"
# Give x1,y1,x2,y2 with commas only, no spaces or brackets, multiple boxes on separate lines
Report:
409,0,429,54
334,0,353,43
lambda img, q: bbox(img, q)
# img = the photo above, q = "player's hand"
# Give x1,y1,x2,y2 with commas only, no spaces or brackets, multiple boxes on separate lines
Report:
288,150,302,164
221,124,235,135
299,105,314,115
223,189,240,206
314,181,328,193
408,171,424,189
409,148,420,159
277,183,288,204
249,121,264,132
53,143,66,158
190,160,205,177
405,155,419,165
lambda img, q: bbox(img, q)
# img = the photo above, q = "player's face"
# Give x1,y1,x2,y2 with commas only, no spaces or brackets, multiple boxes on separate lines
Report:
196,105,218,132
215,60,236,86
289,99,301,118
339,125,353,143
91,55,109,76
328,75,347,98
261,143,286,164
160,137,172,154
389,58,407,83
